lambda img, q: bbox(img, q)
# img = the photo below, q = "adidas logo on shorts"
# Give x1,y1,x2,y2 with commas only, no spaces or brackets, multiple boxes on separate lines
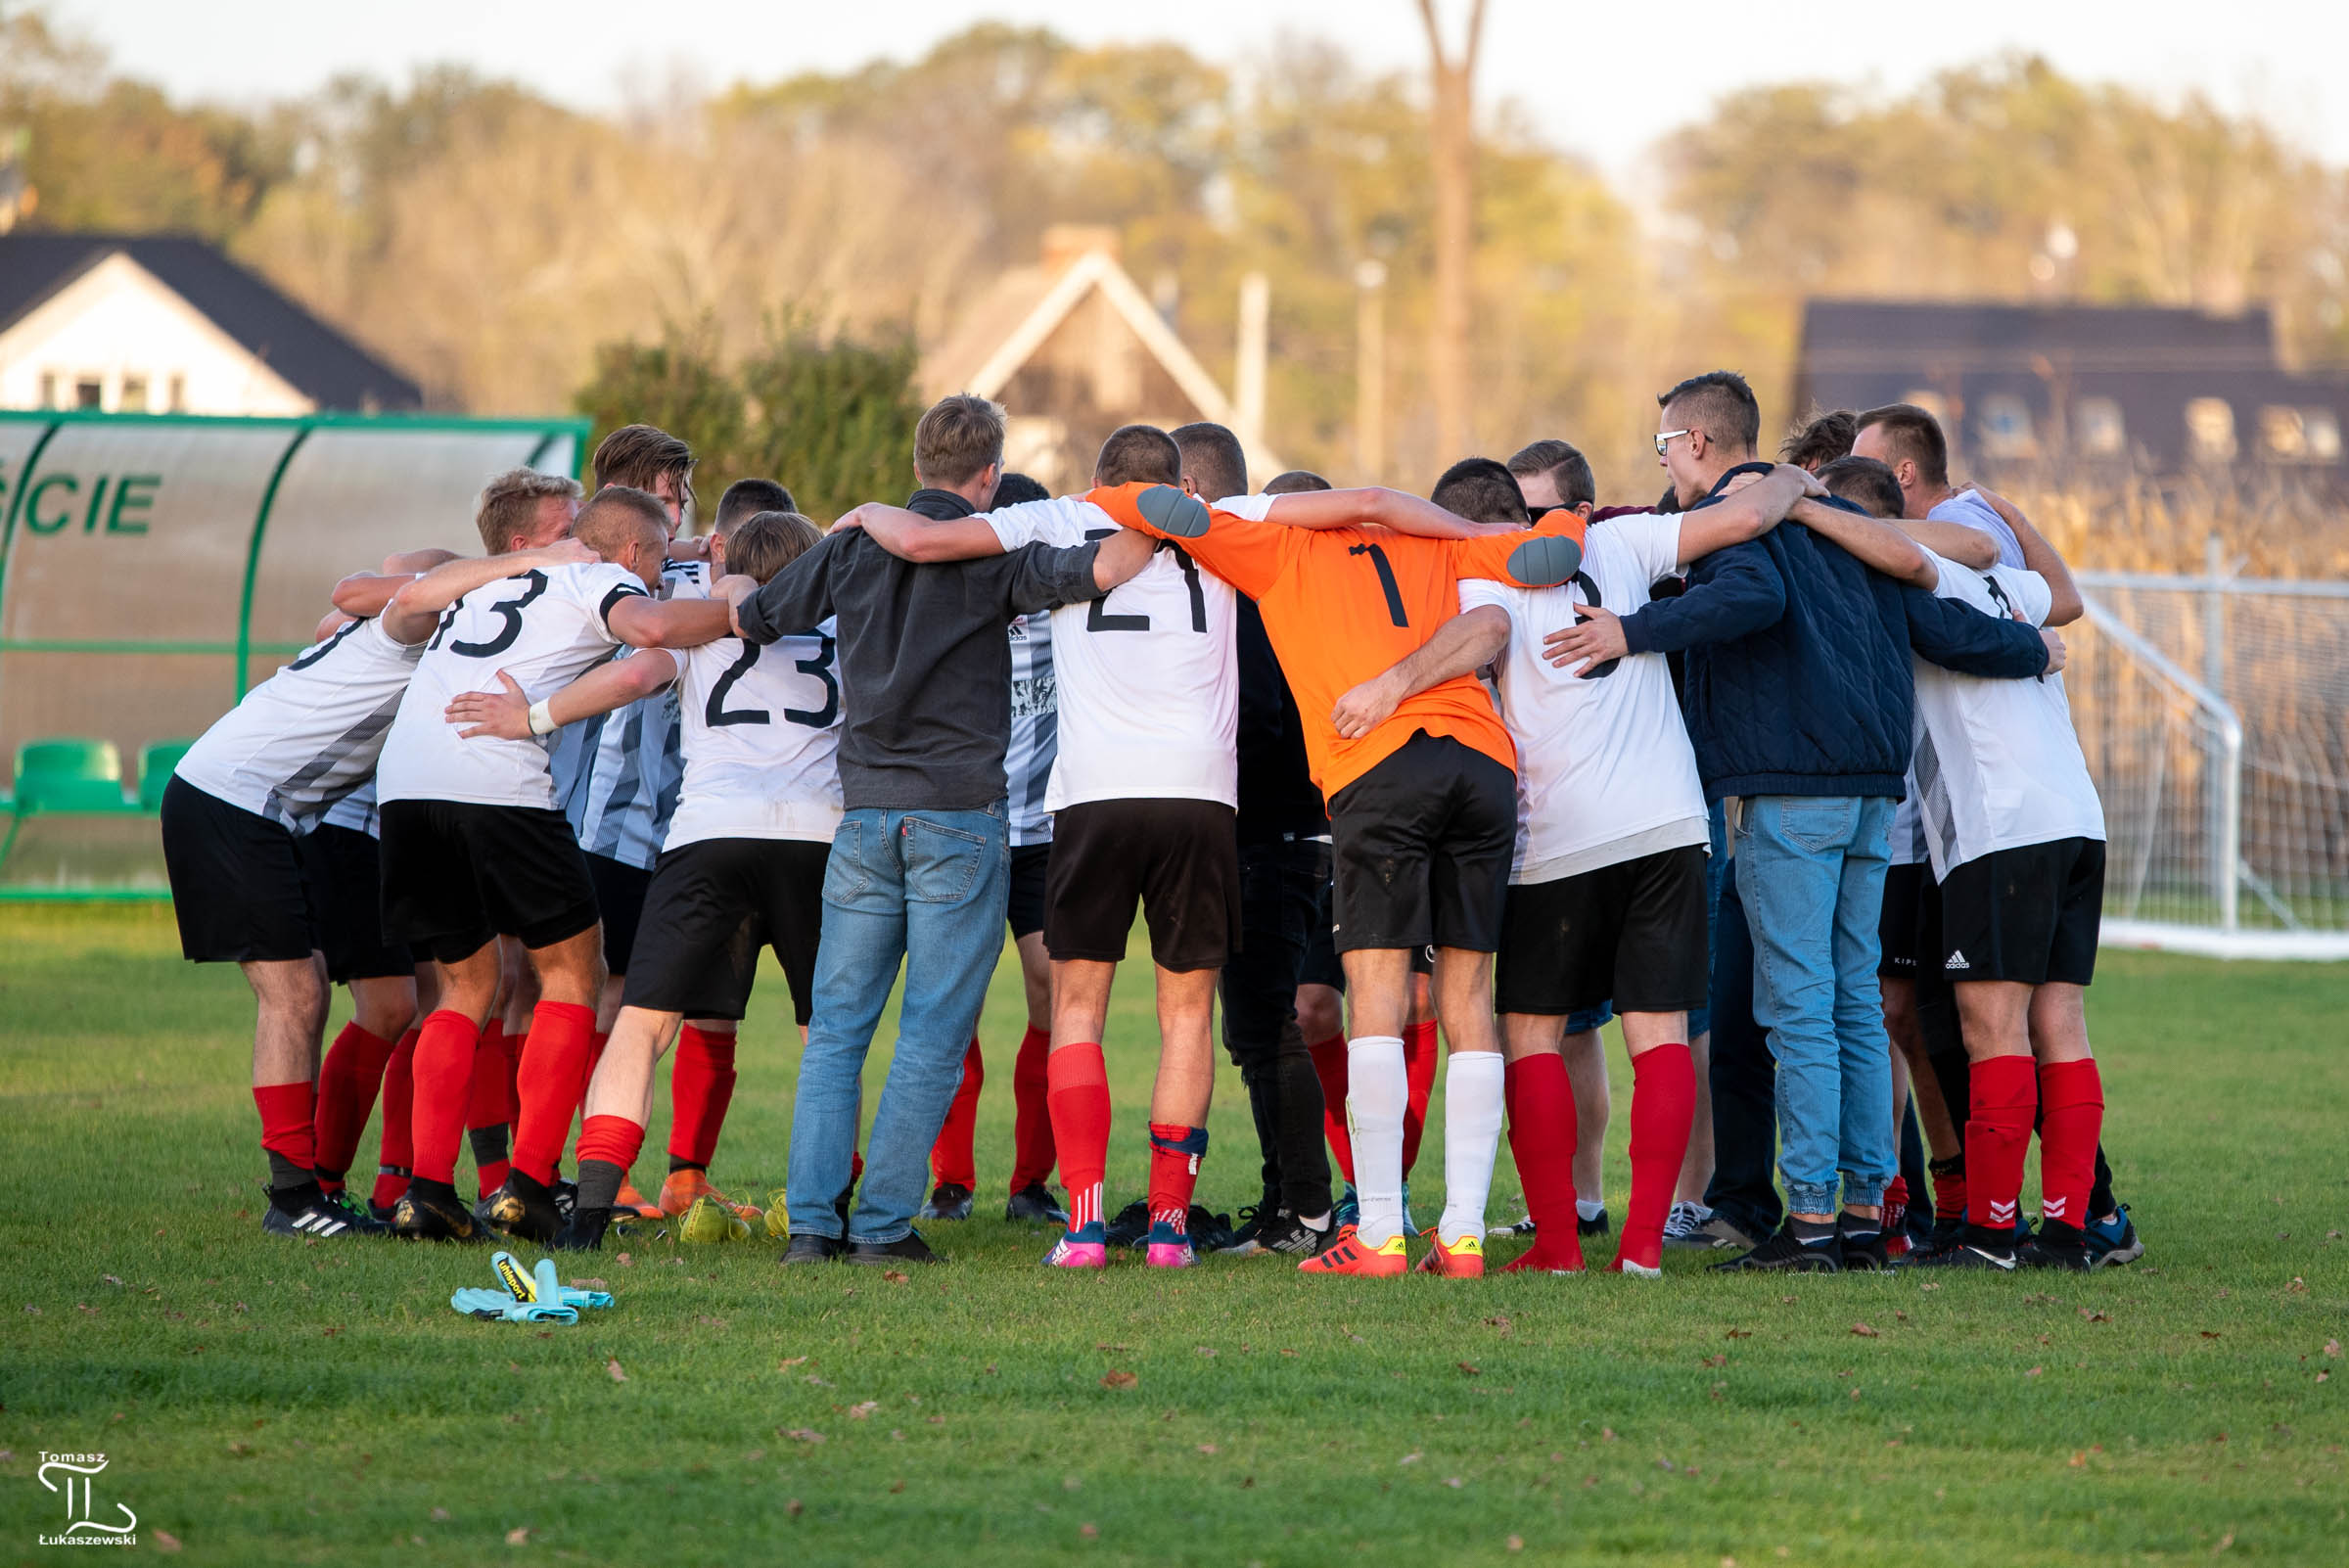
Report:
1945,948,1970,971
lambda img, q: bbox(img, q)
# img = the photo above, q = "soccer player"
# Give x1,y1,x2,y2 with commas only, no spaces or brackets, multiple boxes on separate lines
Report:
1853,404,2025,568
552,426,758,1223
445,511,840,1250
161,523,590,1240
375,484,734,1243
1083,476,1587,1277
832,424,1243,1269
922,470,1066,1227
733,394,1154,1267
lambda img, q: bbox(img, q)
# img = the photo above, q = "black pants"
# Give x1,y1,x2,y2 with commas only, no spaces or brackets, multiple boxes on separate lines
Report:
1220,835,1334,1218
1703,854,1784,1239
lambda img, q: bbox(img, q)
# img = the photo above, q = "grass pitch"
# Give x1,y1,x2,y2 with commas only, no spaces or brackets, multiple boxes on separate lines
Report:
1,902,2343,1566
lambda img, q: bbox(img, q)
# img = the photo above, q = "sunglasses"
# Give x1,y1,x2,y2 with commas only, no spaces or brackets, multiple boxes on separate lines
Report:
1654,429,1692,458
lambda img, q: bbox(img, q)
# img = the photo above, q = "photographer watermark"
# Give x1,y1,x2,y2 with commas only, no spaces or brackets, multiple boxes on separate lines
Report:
35,1453,137,1547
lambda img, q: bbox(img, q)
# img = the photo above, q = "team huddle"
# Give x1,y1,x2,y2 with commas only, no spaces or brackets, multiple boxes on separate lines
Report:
163,369,2142,1279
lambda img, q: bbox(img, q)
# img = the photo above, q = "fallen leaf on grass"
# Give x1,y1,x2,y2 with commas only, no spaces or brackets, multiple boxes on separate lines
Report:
2213,1531,2234,1552
1095,1343,1129,1353
151,1529,181,1551
1399,1452,1421,1465
780,1428,825,1444
2318,1371,2330,1383
779,1356,808,1369
1445,1476,1464,1488
2025,1366,2044,1377
616,1253,633,1268
786,1499,804,1516
2069,1452,2087,1467
102,1274,124,1287
883,1271,909,1284
2080,1310,2111,1322
1702,1354,1727,1368
847,1402,880,1419
1918,1282,1941,1292
1100,1370,1137,1391
2286,1277,2308,1293
431,1507,451,1522
1725,1329,1752,1339
1458,1362,1482,1376
1851,1323,1880,1338
505,1527,529,1545
2201,1331,2223,1340
889,1479,904,1494
2324,1339,2339,1359
1080,1523,1099,1539
1195,1346,1218,1358
1506,1537,1523,1552
1197,1444,1219,1454
1601,1428,1618,1442
606,1360,628,1383
1278,1348,1297,1358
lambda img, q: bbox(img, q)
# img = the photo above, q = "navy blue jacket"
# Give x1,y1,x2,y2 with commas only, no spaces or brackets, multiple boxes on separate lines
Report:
1619,467,2050,803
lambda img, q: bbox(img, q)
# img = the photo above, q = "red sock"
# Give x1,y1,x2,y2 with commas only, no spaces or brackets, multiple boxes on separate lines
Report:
2036,1060,2104,1230
1046,1043,1112,1232
511,1001,597,1186
559,1030,612,1168
370,1027,419,1210
1930,1157,1967,1222
1612,1044,1695,1272
253,1080,317,1185
576,1112,647,1173
1400,1019,1439,1176
313,1022,394,1189
1307,1034,1355,1184
466,1021,513,1196
929,1036,984,1189
502,1023,525,1117
1502,1053,1583,1270
1008,1023,1056,1192
668,1024,740,1172
408,1010,481,1186
1147,1123,1209,1232
1964,1054,2038,1234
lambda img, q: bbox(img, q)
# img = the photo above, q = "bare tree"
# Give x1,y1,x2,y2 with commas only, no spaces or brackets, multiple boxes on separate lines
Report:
1415,0,1486,462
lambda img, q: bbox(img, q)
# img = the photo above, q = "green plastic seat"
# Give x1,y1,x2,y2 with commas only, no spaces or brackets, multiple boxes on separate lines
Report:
12,737,130,814
136,739,196,812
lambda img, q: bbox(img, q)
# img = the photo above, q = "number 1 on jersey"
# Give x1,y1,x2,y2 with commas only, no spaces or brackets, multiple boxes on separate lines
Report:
1348,542,1408,627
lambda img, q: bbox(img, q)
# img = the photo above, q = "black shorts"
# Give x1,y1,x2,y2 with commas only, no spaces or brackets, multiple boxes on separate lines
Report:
1006,842,1051,941
1044,798,1239,971
1877,862,1930,979
1494,844,1710,1016
378,800,601,965
622,838,827,1023
584,852,652,975
1326,731,1515,954
1298,857,1345,991
160,776,314,964
1937,837,2104,988
299,822,416,983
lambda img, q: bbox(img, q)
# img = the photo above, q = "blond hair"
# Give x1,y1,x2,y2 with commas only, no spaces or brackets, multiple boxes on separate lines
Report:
475,468,582,554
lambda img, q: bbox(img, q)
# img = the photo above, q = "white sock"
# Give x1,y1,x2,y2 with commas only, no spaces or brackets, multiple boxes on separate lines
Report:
1438,1051,1505,1246
1577,1196,1606,1222
1346,1036,1406,1247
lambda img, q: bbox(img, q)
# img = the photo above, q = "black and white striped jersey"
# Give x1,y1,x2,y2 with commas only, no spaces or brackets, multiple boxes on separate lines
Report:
556,559,706,868
1004,609,1057,847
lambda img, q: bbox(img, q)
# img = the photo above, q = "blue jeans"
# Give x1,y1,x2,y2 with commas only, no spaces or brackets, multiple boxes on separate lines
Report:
785,801,1010,1244
1732,795,1897,1216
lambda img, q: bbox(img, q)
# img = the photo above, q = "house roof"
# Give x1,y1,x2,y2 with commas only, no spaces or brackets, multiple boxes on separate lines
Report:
1798,298,2280,378
0,231,423,410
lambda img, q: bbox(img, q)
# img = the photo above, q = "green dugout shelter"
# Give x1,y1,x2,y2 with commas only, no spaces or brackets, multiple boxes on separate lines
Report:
0,409,588,892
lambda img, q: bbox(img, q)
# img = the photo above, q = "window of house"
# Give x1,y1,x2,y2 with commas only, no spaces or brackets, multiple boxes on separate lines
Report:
1977,393,2039,459
119,375,149,413
2301,408,2341,462
37,371,56,408
2185,397,2237,462
1900,390,1952,426
73,377,103,410
2074,396,2126,457
167,373,187,412
2259,405,2306,459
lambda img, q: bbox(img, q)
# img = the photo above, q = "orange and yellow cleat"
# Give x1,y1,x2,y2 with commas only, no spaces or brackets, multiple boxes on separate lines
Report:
1297,1224,1408,1276
1414,1226,1485,1278
659,1169,760,1223
612,1178,664,1221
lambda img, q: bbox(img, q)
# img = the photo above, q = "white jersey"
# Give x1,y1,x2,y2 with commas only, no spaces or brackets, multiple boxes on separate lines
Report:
1908,552,2105,879
174,613,421,833
663,619,845,851
984,495,1237,811
377,561,649,810
1005,610,1057,846
1891,492,2029,864
559,558,707,868
1460,515,1709,884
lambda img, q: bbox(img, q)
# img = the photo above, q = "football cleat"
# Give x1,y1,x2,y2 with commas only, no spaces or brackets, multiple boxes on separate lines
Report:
918,1182,975,1222
318,1187,392,1234
1332,1184,1361,1232
1105,1198,1151,1249
262,1189,372,1240
1043,1222,1109,1270
1297,1224,1408,1277
1578,1207,1613,1239
1145,1218,1195,1268
482,1173,563,1245
1708,1222,1842,1273
1004,1182,1069,1225
1914,1240,2018,1271
660,1169,760,1222
1414,1227,1485,1278
679,1194,754,1244
554,1206,611,1252
392,1181,487,1242
2018,1220,2096,1272
1660,1200,1715,1250
2084,1206,2143,1268
1487,1213,1538,1239
614,1177,664,1221
781,1232,843,1265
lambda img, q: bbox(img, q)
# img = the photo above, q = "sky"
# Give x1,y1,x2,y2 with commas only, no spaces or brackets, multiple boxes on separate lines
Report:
55,0,2349,185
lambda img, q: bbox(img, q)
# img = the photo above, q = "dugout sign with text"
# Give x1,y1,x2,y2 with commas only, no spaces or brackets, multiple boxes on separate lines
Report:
0,410,586,799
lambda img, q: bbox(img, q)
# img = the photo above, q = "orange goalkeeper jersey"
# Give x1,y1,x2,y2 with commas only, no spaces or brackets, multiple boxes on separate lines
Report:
1086,484,1589,800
